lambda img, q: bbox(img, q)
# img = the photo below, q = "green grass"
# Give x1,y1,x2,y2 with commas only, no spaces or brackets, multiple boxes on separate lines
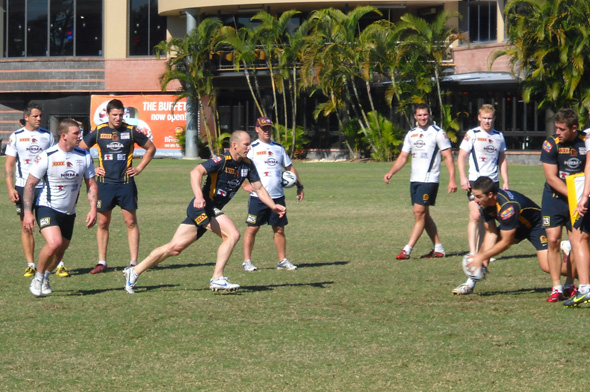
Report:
0,158,586,391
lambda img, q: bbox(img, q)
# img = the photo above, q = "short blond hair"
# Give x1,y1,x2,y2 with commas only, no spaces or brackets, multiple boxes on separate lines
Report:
479,104,495,116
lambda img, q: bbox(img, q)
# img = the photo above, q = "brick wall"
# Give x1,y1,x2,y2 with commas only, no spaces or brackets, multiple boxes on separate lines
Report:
453,42,512,74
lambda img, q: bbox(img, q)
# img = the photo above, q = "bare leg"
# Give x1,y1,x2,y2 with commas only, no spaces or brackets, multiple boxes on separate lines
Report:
122,209,139,262
243,225,260,261
209,214,241,279
545,226,563,287
407,204,428,247
97,210,112,262
20,217,35,264
273,225,286,261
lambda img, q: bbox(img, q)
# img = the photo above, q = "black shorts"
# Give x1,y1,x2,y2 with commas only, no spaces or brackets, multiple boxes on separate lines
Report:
541,190,571,230
246,196,288,227
182,199,224,240
513,224,548,251
97,182,138,212
35,206,76,241
467,181,499,202
410,182,439,206
15,186,41,216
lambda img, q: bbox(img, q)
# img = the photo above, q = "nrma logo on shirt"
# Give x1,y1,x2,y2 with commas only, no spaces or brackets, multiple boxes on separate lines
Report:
106,142,124,151
60,170,79,179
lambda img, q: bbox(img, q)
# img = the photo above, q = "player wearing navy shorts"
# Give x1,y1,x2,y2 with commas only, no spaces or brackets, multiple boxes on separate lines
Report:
4,104,71,278
457,104,509,257
80,99,156,274
22,119,97,297
452,176,568,295
540,108,585,302
122,131,286,294
241,116,304,272
384,103,457,259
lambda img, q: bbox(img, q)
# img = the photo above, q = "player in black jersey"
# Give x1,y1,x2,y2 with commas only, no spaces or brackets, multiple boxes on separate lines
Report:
80,99,156,274
540,108,584,302
122,131,285,294
453,176,569,295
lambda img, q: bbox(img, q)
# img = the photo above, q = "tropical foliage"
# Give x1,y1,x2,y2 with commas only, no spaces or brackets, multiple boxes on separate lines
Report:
157,7,462,160
491,0,590,116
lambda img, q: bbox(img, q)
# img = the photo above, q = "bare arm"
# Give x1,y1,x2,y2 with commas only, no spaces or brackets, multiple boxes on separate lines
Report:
576,157,590,216
4,155,19,202
22,174,41,233
498,151,509,190
251,180,286,218
128,140,156,177
441,148,457,193
285,164,304,201
542,162,567,198
384,151,409,184
457,149,470,191
85,177,98,228
190,164,207,209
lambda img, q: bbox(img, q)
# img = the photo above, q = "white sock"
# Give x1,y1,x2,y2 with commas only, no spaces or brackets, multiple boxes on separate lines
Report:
552,285,563,293
466,278,476,289
434,243,445,253
44,270,51,279
35,271,44,280
403,245,413,254
57,261,65,267
97,260,107,266
28,263,36,268
579,284,590,294
129,261,137,267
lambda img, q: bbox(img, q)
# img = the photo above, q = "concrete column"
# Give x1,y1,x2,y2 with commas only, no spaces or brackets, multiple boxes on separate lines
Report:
184,8,199,158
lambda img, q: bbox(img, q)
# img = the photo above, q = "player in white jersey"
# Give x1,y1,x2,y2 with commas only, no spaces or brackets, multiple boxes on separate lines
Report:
384,103,457,260
23,119,97,297
241,117,304,272
4,104,71,277
457,104,509,256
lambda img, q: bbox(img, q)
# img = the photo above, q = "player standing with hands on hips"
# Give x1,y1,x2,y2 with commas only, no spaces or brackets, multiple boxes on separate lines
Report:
384,103,457,260
79,99,156,274
23,119,97,297
241,116,304,272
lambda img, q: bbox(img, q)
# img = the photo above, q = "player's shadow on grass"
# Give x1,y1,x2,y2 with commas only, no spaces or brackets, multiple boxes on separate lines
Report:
478,287,548,297
69,262,215,276
294,261,349,268
492,253,537,261
65,284,180,296
241,280,334,293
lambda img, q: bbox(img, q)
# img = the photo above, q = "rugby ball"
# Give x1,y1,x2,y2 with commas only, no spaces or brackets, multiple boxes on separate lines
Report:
462,255,487,281
281,170,297,188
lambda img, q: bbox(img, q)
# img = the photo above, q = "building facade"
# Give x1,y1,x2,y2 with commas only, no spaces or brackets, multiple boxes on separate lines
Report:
0,0,548,154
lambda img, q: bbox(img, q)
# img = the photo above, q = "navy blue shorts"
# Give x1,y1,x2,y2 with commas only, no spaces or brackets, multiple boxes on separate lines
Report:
35,206,76,241
97,182,138,212
410,182,439,206
541,190,571,230
512,224,548,251
245,196,288,227
15,186,42,216
182,199,224,240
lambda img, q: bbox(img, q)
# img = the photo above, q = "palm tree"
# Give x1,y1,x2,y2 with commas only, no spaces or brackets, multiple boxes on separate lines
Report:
491,0,590,112
155,17,225,156
394,11,464,128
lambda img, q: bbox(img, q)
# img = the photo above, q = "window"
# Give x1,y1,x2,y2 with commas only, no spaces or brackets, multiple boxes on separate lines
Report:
460,1,497,43
129,0,166,56
4,0,102,57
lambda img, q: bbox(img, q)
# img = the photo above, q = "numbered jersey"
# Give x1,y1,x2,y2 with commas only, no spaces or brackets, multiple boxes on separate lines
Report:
247,139,292,198
459,127,507,182
29,145,95,215
401,124,452,183
5,127,55,187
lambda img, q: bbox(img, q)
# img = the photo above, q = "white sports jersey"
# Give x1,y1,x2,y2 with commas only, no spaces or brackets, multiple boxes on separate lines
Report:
29,145,95,215
5,127,55,188
459,127,507,182
247,139,292,198
401,124,452,183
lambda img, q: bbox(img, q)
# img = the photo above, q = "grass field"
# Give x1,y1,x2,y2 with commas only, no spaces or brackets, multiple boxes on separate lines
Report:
0,158,587,391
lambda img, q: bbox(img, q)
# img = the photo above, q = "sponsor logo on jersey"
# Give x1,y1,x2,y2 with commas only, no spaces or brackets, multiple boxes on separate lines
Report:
20,138,31,142
195,213,207,225
464,135,470,142
120,132,130,140
414,140,425,148
100,134,112,139
61,170,79,179
477,138,488,142
500,206,515,220
228,179,241,188
247,214,257,224
105,154,113,160
241,169,248,177
565,158,582,170
53,161,65,166
265,158,279,166
117,154,126,160
225,167,236,175
106,141,124,151
484,145,497,153
97,200,102,208
580,148,587,155
217,189,227,197
256,151,267,155
543,216,550,227
264,171,270,177
559,148,570,154
39,217,51,227
542,140,552,153
34,155,42,164
212,156,222,163
76,160,85,166
24,159,31,164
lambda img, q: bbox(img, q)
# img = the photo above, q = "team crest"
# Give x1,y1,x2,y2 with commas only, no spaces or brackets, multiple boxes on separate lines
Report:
500,206,515,220
246,214,257,224
112,133,119,141
423,194,429,201
542,140,552,153
39,217,51,228
540,235,548,244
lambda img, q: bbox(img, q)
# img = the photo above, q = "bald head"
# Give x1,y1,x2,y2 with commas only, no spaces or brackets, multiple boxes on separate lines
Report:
230,130,250,144
229,130,251,160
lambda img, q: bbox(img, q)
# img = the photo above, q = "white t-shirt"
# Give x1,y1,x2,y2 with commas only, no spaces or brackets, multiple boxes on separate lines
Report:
459,127,507,183
5,127,55,188
401,124,452,183
247,139,292,198
29,145,95,215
